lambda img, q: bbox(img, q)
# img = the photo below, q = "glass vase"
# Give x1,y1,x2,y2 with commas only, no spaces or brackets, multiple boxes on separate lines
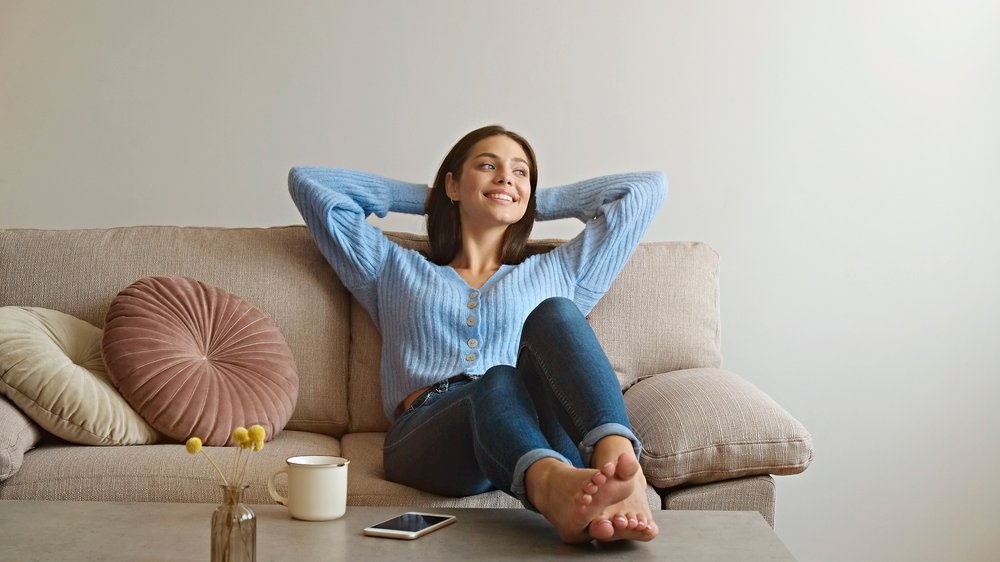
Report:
211,483,256,562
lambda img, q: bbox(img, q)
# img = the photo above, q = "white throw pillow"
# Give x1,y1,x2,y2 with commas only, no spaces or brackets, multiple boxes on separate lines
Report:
0,307,159,446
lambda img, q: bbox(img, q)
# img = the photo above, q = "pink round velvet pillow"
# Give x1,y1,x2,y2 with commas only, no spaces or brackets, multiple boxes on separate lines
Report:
102,276,298,446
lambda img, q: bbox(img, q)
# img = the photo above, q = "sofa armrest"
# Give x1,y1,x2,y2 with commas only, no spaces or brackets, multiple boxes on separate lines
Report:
624,368,813,489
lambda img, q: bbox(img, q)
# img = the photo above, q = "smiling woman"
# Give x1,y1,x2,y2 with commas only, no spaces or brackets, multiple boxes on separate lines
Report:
443,136,535,289
288,124,667,543
426,125,539,267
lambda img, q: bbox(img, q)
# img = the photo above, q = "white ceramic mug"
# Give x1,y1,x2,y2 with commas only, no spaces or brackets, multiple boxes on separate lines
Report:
267,455,349,521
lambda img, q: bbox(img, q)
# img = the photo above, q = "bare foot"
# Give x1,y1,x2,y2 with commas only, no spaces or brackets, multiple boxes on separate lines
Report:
587,462,658,542
586,440,658,542
525,457,636,543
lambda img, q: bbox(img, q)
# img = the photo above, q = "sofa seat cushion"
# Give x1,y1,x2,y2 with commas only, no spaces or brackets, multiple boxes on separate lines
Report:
0,307,159,446
663,475,776,527
0,430,339,504
625,368,814,488
102,276,298,446
0,396,43,481
339,432,662,509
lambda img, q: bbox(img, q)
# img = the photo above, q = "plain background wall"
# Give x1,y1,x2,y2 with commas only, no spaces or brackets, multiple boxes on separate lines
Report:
2,1,998,560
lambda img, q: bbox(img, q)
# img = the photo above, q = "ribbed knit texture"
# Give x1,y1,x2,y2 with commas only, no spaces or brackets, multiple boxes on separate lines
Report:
289,167,667,420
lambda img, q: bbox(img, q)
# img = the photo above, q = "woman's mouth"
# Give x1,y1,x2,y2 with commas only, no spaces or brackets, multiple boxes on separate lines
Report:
485,192,516,203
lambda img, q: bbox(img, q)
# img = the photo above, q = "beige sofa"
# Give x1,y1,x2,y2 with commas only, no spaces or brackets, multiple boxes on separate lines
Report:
0,225,812,526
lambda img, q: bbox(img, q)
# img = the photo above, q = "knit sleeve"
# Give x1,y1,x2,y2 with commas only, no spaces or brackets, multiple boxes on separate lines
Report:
535,171,668,313
288,167,428,298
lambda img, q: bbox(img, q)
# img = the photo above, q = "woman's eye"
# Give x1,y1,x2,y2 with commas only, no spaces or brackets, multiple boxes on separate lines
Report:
515,169,527,176
482,163,495,170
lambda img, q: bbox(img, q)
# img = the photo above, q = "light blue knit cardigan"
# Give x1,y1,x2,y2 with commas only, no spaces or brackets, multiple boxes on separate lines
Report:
289,167,667,420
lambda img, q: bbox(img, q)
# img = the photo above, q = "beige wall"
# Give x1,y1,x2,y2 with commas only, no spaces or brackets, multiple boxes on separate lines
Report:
3,1,999,560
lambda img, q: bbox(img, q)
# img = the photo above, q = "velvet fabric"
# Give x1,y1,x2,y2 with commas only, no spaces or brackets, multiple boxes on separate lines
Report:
102,276,298,446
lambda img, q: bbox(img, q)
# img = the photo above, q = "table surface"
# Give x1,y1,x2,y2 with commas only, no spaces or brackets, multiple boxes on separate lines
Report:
0,500,797,561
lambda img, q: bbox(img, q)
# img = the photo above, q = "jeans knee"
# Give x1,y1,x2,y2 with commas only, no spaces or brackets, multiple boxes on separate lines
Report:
524,297,583,337
481,365,519,391
534,296,576,316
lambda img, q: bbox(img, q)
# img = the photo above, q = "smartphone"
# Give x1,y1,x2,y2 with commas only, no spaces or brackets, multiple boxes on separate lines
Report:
363,512,457,540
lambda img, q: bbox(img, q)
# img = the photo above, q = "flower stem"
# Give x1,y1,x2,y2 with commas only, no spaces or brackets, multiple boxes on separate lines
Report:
200,450,230,486
230,447,241,485
237,448,253,485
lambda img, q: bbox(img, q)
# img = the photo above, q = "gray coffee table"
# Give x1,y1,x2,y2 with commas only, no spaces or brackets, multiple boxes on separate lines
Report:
0,500,796,561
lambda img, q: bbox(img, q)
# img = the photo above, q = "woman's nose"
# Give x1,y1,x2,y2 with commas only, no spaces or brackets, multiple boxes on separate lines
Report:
496,172,512,185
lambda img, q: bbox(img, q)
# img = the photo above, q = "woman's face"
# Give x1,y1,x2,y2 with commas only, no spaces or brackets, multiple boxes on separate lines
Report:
445,135,532,230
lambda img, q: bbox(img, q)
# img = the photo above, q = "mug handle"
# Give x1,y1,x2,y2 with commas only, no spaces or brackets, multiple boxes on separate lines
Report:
267,466,289,506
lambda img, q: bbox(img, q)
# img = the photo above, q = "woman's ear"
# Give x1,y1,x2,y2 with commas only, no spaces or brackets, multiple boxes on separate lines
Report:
445,172,460,201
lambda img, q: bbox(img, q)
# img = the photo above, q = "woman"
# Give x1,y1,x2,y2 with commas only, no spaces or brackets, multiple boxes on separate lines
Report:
289,125,666,543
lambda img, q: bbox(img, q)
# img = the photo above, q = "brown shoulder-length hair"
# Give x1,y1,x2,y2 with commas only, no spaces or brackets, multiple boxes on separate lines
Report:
425,125,538,266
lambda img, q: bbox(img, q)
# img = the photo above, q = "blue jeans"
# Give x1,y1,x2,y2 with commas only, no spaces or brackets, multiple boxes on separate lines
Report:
382,297,642,510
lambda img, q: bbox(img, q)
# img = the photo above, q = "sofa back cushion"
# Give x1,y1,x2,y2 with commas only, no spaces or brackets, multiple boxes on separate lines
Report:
1,226,723,437
347,233,722,432
589,241,723,386
0,226,350,437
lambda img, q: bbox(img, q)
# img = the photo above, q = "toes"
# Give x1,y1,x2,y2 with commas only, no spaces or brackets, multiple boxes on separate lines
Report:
614,452,639,480
582,471,607,496
588,518,615,541
578,468,609,504
609,513,640,530
591,512,660,543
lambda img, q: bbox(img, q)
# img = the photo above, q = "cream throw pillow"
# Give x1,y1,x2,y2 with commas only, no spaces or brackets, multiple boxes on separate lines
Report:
0,307,159,446
626,368,814,488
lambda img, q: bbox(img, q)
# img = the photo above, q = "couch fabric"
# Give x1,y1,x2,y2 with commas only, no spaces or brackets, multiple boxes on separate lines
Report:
0,226,813,526
0,396,43,481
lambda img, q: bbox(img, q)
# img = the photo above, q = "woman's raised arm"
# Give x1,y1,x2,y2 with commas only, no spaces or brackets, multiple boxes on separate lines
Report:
288,167,428,292
535,171,668,313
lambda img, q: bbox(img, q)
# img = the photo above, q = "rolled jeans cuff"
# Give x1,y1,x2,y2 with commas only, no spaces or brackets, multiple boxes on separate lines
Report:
511,448,573,512
578,422,643,467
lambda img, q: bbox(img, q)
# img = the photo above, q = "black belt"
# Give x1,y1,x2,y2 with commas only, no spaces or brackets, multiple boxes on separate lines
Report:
394,373,482,418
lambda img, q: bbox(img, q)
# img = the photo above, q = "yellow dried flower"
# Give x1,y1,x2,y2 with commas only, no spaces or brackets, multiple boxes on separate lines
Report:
186,425,265,488
247,425,266,443
232,427,250,447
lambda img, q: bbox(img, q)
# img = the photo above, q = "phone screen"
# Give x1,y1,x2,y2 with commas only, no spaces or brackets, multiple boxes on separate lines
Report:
371,513,451,532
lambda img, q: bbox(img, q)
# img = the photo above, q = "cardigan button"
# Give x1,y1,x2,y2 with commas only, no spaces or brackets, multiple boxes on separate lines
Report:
467,301,478,309
466,353,476,362
466,316,477,326
468,338,478,348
